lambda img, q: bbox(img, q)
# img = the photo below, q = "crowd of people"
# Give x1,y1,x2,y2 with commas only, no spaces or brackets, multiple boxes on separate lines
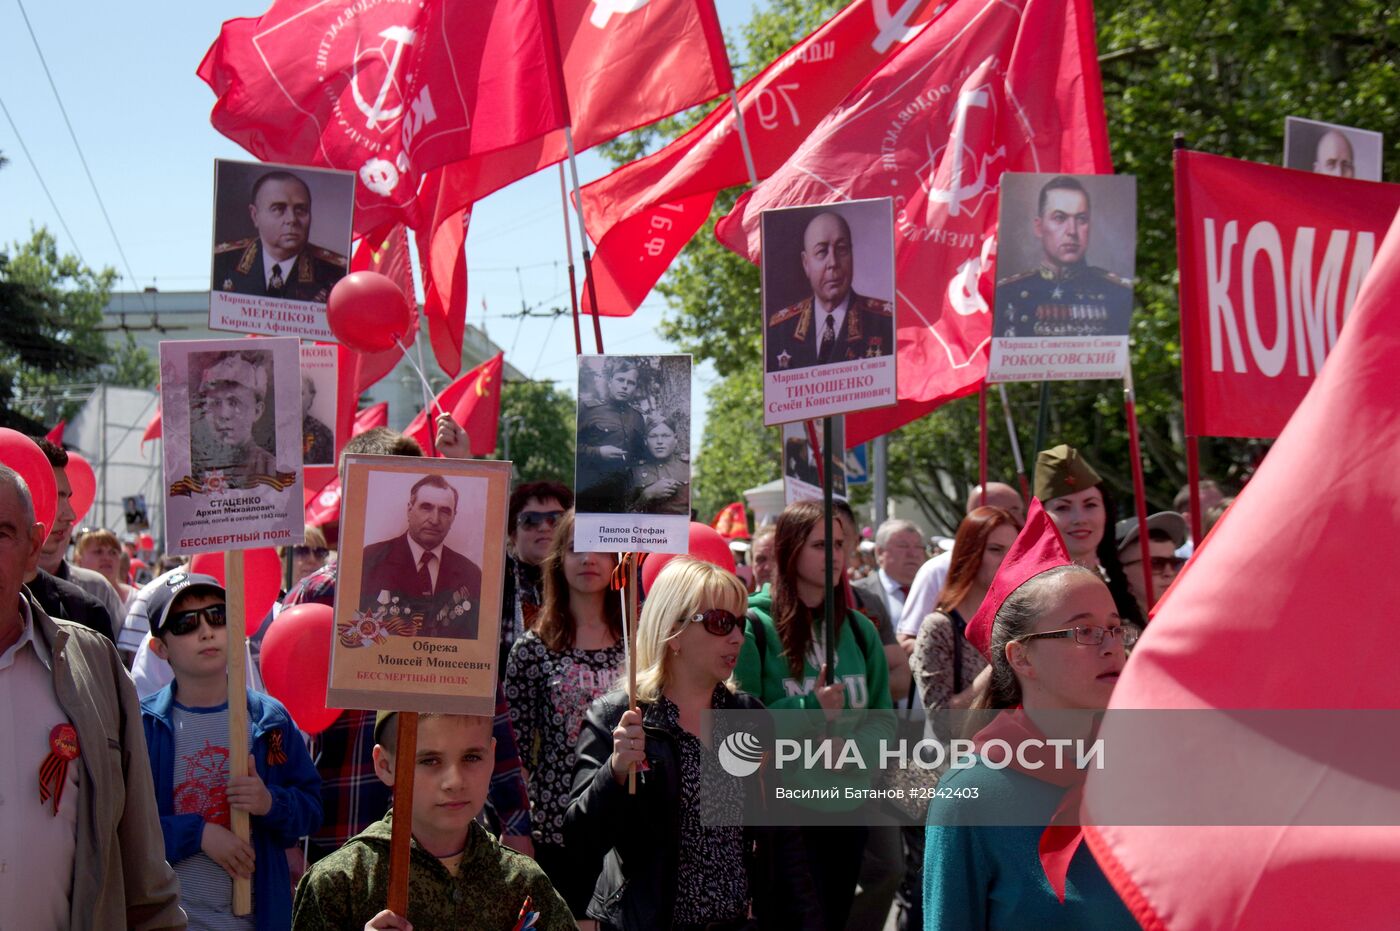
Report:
0,420,1230,930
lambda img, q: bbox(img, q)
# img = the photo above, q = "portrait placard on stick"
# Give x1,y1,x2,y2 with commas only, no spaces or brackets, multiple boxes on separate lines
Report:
783,418,847,506
760,197,896,426
988,173,1137,383
159,337,305,555
573,354,692,554
1283,117,1383,183
209,158,353,341
298,344,337,467
328,455,508,715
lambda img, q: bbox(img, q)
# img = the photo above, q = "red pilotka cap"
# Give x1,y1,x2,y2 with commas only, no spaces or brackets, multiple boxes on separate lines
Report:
964,497,1074,661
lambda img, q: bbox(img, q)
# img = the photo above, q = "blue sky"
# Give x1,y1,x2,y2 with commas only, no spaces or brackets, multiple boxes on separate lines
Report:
0,0,764,450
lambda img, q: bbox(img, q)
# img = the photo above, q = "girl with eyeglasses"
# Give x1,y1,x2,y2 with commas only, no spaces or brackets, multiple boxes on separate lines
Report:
732,499,894,931
922,501,1137,930
503,509,624,925
566,557,822,931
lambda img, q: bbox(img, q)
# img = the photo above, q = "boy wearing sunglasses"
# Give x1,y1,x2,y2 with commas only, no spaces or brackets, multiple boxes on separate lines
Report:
139,570,323,931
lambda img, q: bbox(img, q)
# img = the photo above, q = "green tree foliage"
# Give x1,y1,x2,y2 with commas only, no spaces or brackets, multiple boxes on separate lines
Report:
612,0,1400,526
497,378,576,486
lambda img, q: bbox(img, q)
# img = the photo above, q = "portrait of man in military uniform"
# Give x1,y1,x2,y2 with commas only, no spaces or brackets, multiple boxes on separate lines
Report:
300,373,334,466
359,474,482,640
1283,117,1383,183
211,167,348,304
629,414,689,516
994,175,1136,339
765,209,895,372
188,350,282,491
576,357,649,514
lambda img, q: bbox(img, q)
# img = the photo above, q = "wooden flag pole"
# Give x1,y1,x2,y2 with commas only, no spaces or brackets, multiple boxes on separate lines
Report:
997,383,1032,505
225,549,252,917
626,554,640,795
564,125,605,353
387,711,419,917
558,164,584,356
821,416,836,669
1123,364,1156,606
978,385,989,505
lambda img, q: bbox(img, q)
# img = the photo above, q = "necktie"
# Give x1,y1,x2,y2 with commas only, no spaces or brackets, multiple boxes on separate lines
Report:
417,551,435,596
900,584,911,598
818,312,836,361
269,263,285,293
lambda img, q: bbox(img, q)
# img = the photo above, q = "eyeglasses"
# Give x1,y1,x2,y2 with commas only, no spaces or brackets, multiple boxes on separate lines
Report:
518,510,564,530
163,604,228,637
292,546,330,559
1013,625,1138,648
1122,556,1184,574
688,608,746,637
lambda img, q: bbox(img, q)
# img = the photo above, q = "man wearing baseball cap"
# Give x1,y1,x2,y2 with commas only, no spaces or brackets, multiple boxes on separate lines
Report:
141,570,321,931
192,351,280,490
1114,512,1187,615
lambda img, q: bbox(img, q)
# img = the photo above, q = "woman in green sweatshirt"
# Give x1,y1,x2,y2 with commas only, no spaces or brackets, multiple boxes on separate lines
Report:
732,499,893,931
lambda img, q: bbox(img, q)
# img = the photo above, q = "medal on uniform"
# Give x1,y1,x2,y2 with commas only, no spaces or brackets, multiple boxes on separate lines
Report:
38,723,79,816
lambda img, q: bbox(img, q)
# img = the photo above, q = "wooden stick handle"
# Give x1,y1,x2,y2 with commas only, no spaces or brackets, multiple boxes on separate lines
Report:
626,555,639,795
225,550,252,917
387,711,419,917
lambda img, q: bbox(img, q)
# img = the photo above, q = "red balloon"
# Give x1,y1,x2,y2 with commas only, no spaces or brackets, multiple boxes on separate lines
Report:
326,271,412,353
0,428,57,538
642,522,739,593
260,603,342,736
138,532,156,551
189,547,283,637
66,452,97,524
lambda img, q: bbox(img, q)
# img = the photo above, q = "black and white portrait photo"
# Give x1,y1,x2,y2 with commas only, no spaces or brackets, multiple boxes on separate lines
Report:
209,158,354,341
1283,117,1384,183
330,455,510,717
760,197,897,425
299,344,337,467
160,336,304,555
782,418,848,506
574,354,692,554
989,173,1137,382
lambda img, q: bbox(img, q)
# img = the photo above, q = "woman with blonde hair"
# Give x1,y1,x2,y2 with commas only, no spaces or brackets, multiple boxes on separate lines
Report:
75,528,138,621
566,557,820,931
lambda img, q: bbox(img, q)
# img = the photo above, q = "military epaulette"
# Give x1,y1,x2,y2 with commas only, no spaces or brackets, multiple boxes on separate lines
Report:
214,237,255,254
582,397,606,408
1100,269,1133,287
310,245,348,268
997,269,1038,287
856,296,894,317
769,298,811,326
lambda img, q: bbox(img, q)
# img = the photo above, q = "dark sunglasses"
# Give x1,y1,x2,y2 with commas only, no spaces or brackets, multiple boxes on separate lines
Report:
163,604,228,637
518,510,564,530
688,608,745,637
292,546,330,559
1123,555,1185,574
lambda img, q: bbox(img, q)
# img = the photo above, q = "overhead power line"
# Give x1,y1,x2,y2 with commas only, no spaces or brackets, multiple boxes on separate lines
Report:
14,0,149,308
0,93,85,264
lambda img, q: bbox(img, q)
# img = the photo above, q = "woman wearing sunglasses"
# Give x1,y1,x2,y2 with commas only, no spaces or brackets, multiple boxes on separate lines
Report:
503,509,624,924
566,557,822,931
732,499,894,931
922,501,1137,930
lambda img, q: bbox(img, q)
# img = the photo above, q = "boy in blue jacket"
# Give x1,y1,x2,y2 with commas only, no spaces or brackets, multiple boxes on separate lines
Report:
140,570,322,930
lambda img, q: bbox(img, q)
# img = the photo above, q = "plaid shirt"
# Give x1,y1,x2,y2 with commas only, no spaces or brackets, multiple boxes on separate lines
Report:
281,564,531,858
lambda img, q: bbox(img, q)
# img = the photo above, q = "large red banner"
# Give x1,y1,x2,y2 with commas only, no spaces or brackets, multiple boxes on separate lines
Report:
716,0,1111,445
579,0,947,316
1175,150,1400,438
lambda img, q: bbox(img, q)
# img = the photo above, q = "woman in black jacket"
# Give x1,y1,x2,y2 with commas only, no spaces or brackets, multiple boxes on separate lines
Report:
565,557,822,931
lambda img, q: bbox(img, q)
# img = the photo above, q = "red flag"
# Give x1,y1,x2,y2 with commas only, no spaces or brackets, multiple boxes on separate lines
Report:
141,407,162,452
350,226,418,393
44,420,65,444
412,193,472,376
1083,213,1400,931
710,502,749,539
1174,150,1400,439
403,352,505,457
716,0,1112,445
305,474,342,528
579,0,946,317
352,402,389,436
197,0,569,235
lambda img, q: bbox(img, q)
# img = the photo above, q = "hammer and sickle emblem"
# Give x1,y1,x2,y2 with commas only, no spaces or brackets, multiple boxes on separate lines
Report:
924,87,990,219
351,26,416,131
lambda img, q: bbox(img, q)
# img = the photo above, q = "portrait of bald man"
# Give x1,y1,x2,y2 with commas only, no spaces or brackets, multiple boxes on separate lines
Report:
765,207,895,372
1284,117,1383,183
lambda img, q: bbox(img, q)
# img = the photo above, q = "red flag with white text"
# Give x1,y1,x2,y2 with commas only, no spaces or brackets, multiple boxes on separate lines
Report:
1173,150,1400,439
403,352,505,457
197,0,569,235
1084,211,1400,931
579,0,947,317
716,0,1112,445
